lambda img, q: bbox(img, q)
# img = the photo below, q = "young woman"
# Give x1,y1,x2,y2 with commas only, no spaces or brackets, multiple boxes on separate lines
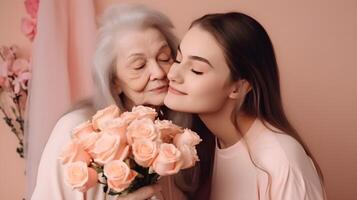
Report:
31,5,189,200
165,12,326,199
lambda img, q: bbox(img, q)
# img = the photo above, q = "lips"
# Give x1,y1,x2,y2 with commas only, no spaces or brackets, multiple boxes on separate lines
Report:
150,85,168,93
168,86,187,95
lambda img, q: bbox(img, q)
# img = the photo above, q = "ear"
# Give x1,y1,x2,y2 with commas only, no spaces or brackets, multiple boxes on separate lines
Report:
228,79,252,99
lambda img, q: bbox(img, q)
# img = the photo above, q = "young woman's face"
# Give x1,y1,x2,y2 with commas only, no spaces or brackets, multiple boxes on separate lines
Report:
164,26,234,114
114,27,173,107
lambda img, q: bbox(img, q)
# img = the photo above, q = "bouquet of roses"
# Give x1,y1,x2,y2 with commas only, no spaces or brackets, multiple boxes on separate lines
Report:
59,105,201,197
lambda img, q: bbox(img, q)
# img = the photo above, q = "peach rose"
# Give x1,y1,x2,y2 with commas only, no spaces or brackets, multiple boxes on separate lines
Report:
77,132,100,152
126,118,159,144
104,160,138,193
90,132,129,165
174,129,202,147
155,120,183,143
92,105,121,131
132,139,159,167
71,120,95,140
152,143,182,176
178,145,199,169
101,117,128,143
64,161,98,192
131,105,157,121
71,121,99,151
59,141,91,165
119,111,138,125
118,106,157,125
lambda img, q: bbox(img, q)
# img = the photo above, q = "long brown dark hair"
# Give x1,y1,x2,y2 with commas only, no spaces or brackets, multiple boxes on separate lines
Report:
188,12,325,199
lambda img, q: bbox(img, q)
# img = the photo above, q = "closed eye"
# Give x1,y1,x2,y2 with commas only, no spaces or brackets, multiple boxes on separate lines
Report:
191,69,203,75
134,64,145,70
173,59,181,64
158,58,171,62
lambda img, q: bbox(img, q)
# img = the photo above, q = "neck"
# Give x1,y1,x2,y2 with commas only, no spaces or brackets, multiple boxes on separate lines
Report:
122,97,134,111
199,101,256,149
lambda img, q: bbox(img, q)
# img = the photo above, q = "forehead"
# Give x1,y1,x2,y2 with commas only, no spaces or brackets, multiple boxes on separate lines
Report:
180,26,226,66
115,27,169,56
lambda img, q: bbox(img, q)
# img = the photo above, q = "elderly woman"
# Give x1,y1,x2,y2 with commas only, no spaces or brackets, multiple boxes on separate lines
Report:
31,5,189,200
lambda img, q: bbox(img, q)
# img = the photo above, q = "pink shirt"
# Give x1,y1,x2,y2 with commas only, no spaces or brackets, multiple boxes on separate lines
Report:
212,119,326,200
31,107,186,200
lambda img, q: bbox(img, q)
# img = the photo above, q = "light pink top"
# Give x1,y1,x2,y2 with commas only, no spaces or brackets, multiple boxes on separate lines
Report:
211,119,326,200
31,107,186,200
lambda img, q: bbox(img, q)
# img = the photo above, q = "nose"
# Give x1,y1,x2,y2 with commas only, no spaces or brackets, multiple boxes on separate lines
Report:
149,60,166,81
167,62,183,84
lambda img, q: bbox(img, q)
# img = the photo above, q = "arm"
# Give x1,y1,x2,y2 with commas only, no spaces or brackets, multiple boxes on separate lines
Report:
259,135,326,200
266,163,325,200
31,108,92,200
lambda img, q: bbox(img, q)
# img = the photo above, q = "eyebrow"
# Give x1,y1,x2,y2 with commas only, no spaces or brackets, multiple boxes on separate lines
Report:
128,53,144,59
177,45,213,68
158,43,170,51
127,43,170,59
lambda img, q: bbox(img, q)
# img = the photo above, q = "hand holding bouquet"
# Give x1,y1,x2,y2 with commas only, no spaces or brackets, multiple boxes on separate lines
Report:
59,105,201,197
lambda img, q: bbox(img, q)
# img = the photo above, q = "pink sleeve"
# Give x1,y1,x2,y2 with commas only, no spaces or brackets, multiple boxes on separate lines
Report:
266,163,325,200
251,132,326,200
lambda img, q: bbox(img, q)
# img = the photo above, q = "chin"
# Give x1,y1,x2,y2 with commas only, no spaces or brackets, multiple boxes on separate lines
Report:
165,94,221,114
146,96,165,106
164,96,192,113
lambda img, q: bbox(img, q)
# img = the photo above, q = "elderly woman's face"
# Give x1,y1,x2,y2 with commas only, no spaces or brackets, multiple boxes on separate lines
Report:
114,27,173,107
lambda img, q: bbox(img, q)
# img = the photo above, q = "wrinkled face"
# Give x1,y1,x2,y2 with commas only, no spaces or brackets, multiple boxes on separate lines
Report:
164,26,235,114
114,27,173,107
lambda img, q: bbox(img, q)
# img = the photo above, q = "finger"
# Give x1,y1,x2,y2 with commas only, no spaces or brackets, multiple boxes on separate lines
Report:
117,184,162,200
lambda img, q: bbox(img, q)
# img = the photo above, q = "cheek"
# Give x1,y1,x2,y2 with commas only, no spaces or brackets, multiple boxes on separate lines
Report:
117,69,150,92
189,78,227,111
165,75,228,113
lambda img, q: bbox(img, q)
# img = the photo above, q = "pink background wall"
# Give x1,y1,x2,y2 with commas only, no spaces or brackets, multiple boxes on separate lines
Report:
0,1,30,200
1,0,356,199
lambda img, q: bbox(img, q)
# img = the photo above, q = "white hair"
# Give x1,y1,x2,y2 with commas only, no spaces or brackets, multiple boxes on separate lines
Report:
65,4,193,196
72,4,195,195
92,4,179,110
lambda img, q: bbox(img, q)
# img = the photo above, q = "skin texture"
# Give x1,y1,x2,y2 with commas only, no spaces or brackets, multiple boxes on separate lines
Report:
164,26,233,114
164,26,254,148
114,27,174,109
113,28,173,199
117,184,162,200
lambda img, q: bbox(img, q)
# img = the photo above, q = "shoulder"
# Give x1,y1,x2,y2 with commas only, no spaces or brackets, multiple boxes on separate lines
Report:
247,120,325,199
247,121,310,175
54,106,94,131
33,106,97,199
45,106,95,150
